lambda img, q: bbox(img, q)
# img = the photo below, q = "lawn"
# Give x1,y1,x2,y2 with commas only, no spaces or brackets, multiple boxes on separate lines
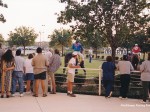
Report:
56,57,104,77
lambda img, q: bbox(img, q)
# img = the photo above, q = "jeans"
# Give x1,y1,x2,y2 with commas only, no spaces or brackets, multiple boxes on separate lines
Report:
120,74,130,98
103,80,113,97
142,81,150,102
12,71,24,94
89,55,92,63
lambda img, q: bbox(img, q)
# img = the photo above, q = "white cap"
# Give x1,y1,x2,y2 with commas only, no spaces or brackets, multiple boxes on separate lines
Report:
135,44,138,46
72,51,78,56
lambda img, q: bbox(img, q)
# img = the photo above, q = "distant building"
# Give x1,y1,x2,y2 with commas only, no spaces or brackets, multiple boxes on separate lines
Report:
34,41,49,48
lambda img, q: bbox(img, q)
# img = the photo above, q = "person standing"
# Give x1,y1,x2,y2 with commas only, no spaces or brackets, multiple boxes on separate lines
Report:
102,56,116,98
140,53,150,103
24,54,34,94
48,49,61,94
32,47,48,97
45,48,52,63
67,51,80,97
12,49,25,97
0,43,4,93
117,55,134,99
88,47,93,63
1,49,15,98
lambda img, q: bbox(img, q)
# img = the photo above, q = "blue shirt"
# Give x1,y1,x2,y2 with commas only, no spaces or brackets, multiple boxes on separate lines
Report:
72,43,83,52
102,62,116,81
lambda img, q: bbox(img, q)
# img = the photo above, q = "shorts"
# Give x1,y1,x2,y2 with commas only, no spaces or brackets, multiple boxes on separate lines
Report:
34,71,46,80
67,73,75,82
25,73,34,81
48,71,55,81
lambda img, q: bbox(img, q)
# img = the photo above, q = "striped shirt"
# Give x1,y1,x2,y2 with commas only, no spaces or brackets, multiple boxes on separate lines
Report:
48,54,61,72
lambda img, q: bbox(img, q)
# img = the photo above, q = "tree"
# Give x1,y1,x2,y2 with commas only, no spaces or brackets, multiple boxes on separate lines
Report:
48,29,73,56
57,0,149,60
0,0,8,23
8,26,38,55
0,34,5,43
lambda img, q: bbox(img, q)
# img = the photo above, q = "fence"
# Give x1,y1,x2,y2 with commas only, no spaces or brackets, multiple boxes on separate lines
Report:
50,68,143,98
50,67,101,95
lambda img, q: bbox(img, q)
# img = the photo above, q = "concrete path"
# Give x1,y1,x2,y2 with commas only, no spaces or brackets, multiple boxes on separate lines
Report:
0,93,149,112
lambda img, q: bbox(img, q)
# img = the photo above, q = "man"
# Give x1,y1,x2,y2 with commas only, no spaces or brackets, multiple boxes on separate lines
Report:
12,49,25,97
32,47,48,97
132,44,141,54
88,47,93,63
67,51,80,97
72,40,83,53
45,48,53,63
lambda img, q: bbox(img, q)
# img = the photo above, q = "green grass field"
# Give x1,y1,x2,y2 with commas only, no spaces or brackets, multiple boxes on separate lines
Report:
56,57,104,77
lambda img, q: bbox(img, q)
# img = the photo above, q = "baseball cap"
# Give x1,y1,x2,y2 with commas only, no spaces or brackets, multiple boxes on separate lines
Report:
72,51,78,56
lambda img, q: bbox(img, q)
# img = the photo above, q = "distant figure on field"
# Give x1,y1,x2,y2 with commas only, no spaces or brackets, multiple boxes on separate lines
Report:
88,47,93,63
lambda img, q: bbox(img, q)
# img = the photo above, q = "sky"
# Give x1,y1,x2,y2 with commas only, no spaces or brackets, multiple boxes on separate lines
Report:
0,0,67,42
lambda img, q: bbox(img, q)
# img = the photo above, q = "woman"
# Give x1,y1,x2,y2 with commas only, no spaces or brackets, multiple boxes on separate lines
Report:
140,53,150,103
117,55,134,99
102,56,116,98
48,49,61,94
1,49,15,98
24,54,34,94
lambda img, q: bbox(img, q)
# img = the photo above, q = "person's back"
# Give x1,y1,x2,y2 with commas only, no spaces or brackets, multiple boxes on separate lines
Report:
140,60,150,81
49,53,61,72
32,53,47,74
45,49,52,62
102,62,115,80
118,61,134,74
14,55,25,72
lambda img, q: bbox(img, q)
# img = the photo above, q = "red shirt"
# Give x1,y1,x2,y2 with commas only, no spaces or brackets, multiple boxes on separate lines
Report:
132,46,141,54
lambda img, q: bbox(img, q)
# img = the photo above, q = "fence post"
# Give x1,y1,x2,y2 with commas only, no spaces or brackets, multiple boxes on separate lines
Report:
98,68,101,95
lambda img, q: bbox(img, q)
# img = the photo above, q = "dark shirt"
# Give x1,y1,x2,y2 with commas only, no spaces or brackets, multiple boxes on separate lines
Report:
102,62,116,81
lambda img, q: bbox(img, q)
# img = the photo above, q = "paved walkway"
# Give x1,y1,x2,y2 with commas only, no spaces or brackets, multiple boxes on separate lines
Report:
0,93,149,112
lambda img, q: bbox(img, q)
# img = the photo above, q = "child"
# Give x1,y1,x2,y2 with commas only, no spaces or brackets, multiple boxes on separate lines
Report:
67,51,80,97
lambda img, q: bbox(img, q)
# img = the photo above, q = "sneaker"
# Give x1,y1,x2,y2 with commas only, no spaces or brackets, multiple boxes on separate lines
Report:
119,96,122,99
67,92,70,96
69,93,76,97
11,94,15,97
108,91,112,98
26,92,31,95
20,94,24,97
140,101,147,104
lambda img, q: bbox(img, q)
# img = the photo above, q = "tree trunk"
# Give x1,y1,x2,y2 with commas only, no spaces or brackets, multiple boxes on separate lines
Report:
95,47,98,58
143,52,146,60
62,45,64,57
111,46,116,62
23,46,25,55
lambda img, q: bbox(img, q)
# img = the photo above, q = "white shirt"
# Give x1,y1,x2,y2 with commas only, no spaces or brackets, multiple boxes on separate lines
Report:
25,59,33,73
67,58,76,75
14,56,25,72
45,51,52,62
117,61,134,74
89,49,93,55
140,60,150,81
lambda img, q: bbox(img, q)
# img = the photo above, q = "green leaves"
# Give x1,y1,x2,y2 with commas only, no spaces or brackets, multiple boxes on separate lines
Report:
8,26,38,54
0,0,7,23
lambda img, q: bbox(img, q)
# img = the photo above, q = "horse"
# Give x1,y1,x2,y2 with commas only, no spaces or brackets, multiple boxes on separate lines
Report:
63,52,86,75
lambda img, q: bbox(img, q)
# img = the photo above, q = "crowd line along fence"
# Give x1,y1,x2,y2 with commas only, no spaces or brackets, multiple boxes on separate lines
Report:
49,67,142,96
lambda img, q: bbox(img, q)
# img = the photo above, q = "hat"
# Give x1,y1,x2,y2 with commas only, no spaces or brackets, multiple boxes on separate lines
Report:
72,51,78,56
135,44,138,46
